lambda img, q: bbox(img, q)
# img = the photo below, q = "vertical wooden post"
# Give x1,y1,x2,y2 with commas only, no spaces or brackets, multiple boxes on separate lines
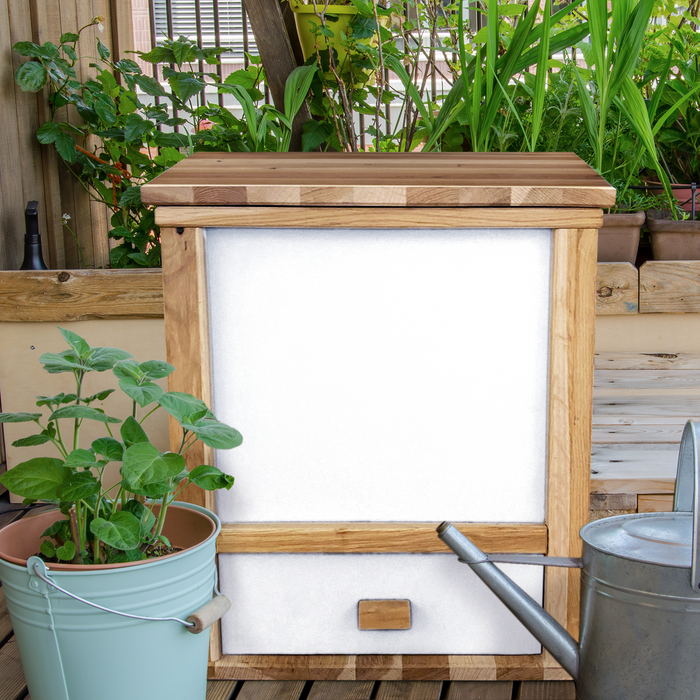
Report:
241,0,311,151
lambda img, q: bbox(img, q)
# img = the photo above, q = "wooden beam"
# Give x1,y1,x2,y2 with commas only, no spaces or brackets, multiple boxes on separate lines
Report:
0,270,163,321
241,0,311,151
595,262,638,315
640,261,700,313
216,523,548,554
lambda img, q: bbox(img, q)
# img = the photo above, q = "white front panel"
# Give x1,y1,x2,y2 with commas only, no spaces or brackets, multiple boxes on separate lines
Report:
219,553,543,655
206,227,552,523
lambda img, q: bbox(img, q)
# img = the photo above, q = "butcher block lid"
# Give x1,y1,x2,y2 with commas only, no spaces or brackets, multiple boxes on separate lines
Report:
141,151,615,208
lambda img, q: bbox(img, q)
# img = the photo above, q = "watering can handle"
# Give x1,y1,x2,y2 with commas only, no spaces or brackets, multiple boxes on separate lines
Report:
673,421,700,591
26,557,231,634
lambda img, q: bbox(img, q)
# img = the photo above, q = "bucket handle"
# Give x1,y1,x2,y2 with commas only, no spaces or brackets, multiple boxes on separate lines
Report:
27,557,231,634
673,421,700,591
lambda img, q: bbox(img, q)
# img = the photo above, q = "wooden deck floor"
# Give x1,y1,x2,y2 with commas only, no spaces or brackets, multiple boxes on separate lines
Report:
0,504,576,700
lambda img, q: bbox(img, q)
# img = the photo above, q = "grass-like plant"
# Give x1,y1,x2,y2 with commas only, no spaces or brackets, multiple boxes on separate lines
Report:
0,328,241,565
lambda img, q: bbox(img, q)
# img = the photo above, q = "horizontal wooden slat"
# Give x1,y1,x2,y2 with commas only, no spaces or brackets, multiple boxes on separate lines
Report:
592,424,683,444
591,444,679,480
592,395,700,419
595,263,638,315
640,261,700,313
142,153,615,208
594,370,700,390
594,352,700,370
154,206,604,230
591,478,676,494
216,523,548,554
0,270,164,321
637,494,675,513
0,638,26,700
589,493,638,510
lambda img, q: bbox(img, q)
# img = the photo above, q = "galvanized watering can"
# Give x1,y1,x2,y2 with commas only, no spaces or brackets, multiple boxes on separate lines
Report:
439,420,700,700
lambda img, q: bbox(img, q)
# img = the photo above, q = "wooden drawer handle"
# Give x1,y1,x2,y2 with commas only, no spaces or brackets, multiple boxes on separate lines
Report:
358,599,411,630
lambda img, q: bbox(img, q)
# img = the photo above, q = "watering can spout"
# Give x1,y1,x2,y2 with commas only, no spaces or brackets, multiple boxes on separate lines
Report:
437,522,580,680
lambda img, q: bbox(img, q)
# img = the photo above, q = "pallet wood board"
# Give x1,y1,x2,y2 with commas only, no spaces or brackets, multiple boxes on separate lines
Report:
594,370,700,390
591,443,679,480
640,261,700,313
592,395,700,419
375,681,443,700
594,352,700,370
0,638,26,700
595,263,638,315
517,681,577,700
447,681,513,699
0,270,164,321
637,494,675,512
592,424,683,444
141,152,615,208
307,681,375,700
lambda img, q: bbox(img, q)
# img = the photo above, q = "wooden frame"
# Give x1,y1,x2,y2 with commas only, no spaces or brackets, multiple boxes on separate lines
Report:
160,208,597,681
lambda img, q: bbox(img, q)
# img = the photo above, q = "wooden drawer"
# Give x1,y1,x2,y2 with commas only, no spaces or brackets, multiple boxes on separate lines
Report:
219,553,543,655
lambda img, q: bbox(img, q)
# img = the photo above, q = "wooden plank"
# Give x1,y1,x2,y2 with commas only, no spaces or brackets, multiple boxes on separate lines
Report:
358,600,411,631
375,682,443,700
591,477,675,495
0,638,27,700
307,681,375,700
206,680,239,700
592,395,700,419
589,493,637,510
545,228,597,640
594,370,700,390
214,656,356,681
142,153,615,209
595,352,700,371
0,270,164,321
154,206,604,231
241,0,309,152
236,681,307,700
638,494,675,513
216,523,548,554
447,681,513,699
592,424,683,443
0,587,13,643
595,262,638,315
640,261,700,314
517,681,576,700
591,444,679,480
109,0,134,63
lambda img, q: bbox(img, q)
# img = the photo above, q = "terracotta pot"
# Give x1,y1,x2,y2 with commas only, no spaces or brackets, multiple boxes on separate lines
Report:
647,214,700,261
597,212,645,264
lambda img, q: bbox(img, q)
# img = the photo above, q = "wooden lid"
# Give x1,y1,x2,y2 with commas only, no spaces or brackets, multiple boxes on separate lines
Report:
141,152,615,208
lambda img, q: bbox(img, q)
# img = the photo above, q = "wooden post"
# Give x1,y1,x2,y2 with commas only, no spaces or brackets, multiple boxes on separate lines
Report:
241,0,311,151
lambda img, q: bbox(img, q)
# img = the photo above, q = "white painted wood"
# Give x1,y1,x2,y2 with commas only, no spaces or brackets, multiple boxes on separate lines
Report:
218,553,543,655
591,444,679,480
594,352,700,371
594,370,700,390
593,396,700,419
592,424,683,444
206,227,552,523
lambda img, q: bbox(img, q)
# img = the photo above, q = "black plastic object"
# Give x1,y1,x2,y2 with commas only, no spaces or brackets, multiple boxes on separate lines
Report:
19,200,48,270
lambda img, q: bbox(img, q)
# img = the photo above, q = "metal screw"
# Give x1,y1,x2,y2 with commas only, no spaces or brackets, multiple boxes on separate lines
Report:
30,346,35,350
176,227,185,234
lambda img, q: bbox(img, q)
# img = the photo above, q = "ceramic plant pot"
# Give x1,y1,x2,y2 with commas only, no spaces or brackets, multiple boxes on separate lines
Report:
647,213,700,261
0,502,221,700
597,212,645,264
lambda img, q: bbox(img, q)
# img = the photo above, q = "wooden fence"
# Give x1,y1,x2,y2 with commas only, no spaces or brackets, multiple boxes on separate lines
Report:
0,0,133,271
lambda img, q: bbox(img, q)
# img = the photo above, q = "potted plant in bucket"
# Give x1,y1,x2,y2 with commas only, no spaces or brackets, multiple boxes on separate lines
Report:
0,327,241,700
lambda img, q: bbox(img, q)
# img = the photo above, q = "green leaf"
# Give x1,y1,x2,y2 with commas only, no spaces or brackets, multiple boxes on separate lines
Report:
90,511,140,550
133,73,167,97
41,540,56,558
41,520,69,539
139,360,175,380
108,548,145,563
188,464,235,491
0,457,69,500
119,377,163,407
15,61,47,92
97,38,110,60
122,499,156,537
181,417,243,450
118,186,142,208
138,46,174,64
91,437,124,461
60,32,80,44
158,392,209,423
86,347,133,371
56,541,76,561
64,448,99,470
113,360,144,381
57,472,100,501
121,443,185,491
83,389,116,404
37,121,61,144
40,349,83,373
153,131,190,149
350,15,377,40
123,114,154,143
0,412,42,423
172,37,195,66
283,65,317,125
302,119,332,151
14,41,44,57
120,416,150,447
167,72,205,102
92,92,117,125
12,433,52,447
59,327,91,358
50,406,121,424
55,130,76,162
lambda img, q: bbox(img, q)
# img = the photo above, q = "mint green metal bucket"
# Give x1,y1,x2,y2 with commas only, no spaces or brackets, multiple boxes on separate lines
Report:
0,502,221,700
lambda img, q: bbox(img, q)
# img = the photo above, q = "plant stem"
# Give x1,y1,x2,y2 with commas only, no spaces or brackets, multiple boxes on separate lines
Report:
68,506,84,564
154,494,169,538
73,370,84,451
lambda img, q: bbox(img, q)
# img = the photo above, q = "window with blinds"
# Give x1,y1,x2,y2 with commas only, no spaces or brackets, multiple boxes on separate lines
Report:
150,0,257,60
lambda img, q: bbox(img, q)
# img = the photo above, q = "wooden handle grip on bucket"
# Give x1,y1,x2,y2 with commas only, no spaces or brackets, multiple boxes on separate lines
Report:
186,595,231,634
